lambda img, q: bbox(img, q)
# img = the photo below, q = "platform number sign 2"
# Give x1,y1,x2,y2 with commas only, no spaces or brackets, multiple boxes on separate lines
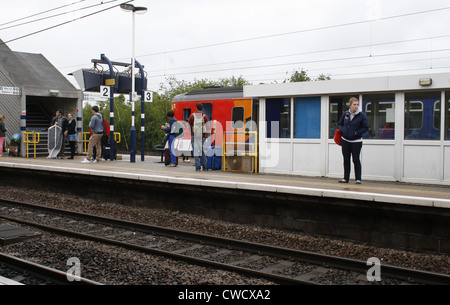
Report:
144,91,153,103
100,86,111,100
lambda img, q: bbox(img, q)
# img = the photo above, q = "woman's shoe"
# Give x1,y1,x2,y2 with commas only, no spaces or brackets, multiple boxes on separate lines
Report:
338,179,348,183
355,180,362,184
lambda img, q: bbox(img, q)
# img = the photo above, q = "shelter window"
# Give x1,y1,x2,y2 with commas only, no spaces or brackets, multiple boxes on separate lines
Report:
363,93,395,139
444,92,450,140
294,96,321,139
328,95,358,139
405,92,440,140
231,106,244,129
266,98,290,138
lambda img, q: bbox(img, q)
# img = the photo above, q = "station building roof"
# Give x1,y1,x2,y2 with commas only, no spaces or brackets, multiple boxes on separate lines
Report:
243,73,450,98
0,39,79,95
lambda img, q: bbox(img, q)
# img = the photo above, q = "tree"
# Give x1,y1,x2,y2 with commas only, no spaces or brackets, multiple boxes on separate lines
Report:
286,69,331,82
287,69,311,82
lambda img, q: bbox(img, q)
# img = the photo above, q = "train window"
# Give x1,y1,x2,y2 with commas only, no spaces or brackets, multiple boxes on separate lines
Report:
294,96,321,139
231,107,244,129
266,98,291,138
363,94,395,139
183,108,191,122
405,92,440,140
328,95,355,139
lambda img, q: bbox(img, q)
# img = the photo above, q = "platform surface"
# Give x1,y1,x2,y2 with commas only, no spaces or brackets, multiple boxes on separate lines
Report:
0,155,449,209
0,275,24,285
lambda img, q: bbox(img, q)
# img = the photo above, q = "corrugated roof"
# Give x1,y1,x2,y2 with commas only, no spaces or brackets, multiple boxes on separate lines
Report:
0,39,78,92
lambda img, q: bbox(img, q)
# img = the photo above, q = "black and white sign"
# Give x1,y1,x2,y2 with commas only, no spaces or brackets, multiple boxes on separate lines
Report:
144,91,153,103
100,86,110,100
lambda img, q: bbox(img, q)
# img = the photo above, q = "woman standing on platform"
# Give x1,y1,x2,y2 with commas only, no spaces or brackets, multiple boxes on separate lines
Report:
66,113,77,159
337,97,369,184
0,115,6,157
161,110,183,167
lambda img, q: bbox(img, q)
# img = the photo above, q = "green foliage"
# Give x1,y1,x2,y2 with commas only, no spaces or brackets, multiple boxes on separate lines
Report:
286,69,331,82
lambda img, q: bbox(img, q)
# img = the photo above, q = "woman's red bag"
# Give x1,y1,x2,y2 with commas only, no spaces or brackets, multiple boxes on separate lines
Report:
334,129,342,146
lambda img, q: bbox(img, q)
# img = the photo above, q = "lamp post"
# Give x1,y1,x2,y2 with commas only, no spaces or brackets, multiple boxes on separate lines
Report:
120,3,147,163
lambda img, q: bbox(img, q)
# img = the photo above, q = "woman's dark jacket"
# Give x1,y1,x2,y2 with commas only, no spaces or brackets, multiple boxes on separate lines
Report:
337,110,369,141
67,119,76,135
164,117,183,137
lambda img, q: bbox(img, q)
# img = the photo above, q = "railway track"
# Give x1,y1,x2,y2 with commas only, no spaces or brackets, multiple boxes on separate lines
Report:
0,198,448,285
0,251,101,285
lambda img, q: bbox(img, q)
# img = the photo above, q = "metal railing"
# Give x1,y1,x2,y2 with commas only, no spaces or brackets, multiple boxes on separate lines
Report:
23,132,40,158
82,132,121,154
222,131,258,173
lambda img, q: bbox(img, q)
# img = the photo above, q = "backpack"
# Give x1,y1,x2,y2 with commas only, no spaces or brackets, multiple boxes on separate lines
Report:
193,112,206,137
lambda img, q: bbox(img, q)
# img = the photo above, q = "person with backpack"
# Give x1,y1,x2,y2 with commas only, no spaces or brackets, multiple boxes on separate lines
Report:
81,106,104,164
188,103,209,171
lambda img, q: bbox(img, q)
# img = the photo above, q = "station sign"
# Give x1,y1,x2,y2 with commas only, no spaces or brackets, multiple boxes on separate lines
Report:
144,90,153,103
0,86,20,95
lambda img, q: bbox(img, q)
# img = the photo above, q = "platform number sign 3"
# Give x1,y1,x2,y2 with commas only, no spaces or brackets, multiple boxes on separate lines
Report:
144,91,153,103
100,86,111,100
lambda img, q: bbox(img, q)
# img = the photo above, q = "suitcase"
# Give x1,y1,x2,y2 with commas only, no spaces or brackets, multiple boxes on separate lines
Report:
164,148,178,166
102,141,117,160
207,146,222,170
9,143,19,157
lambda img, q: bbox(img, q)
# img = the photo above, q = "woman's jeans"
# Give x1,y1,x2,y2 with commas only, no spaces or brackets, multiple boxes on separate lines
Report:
168,135,177,164
341,140,362,181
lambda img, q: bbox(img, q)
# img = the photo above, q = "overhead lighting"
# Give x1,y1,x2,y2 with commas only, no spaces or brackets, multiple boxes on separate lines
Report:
120,3,147,14
419,78,432,86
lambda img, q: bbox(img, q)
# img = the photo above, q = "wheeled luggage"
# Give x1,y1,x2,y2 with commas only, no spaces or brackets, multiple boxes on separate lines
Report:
207,146,222,170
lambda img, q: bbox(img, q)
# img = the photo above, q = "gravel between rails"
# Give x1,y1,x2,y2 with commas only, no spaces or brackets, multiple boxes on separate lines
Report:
0,185,448,284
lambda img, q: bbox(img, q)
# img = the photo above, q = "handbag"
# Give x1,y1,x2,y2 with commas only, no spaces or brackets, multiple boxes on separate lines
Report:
334,129,342,146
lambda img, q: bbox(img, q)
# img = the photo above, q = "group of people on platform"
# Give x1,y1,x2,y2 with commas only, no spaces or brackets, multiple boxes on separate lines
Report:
161,97,369,183
51,109,77,159
1,96,368,182
161,103,209,171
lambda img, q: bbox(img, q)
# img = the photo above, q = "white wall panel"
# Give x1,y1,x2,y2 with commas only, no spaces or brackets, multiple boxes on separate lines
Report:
444,146,450,182
362,144,396,180
403,145,441,181
292,143,321,175
260,141,291,173
327,144,343,178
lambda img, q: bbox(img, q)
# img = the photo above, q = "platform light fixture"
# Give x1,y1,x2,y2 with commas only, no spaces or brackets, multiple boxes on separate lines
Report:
49,90,59,97
120,2,148,163
419,78,432,86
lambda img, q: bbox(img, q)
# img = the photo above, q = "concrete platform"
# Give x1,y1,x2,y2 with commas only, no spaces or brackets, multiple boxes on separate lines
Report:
0,154,448,209
0,275,24,285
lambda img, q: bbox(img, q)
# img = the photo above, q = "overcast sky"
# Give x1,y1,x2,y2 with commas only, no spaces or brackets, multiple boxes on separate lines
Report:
1,0,450,92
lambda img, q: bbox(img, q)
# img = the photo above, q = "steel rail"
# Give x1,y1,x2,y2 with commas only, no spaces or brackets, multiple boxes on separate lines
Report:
0,251,102,285
1,198,449,285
